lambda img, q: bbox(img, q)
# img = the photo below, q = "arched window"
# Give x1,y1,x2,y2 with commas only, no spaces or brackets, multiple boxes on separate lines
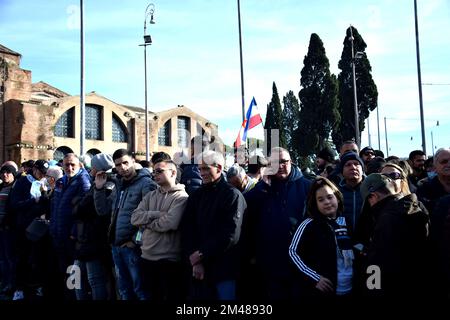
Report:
112,113,128,142
54,107,75,138
178,116,190,148
86,104,102,140
53,146,74,161
158,119,171,146
86,148,101,158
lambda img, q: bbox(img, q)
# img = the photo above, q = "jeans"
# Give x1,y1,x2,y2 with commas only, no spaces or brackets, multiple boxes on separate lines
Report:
111,245,147,300
74,259,108,300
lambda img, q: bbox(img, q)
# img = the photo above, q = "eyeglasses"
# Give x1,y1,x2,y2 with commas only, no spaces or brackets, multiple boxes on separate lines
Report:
383,172,402,180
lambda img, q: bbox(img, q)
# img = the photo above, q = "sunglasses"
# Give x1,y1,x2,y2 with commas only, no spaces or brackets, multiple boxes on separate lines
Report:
383,172,402,180
364,151,375,156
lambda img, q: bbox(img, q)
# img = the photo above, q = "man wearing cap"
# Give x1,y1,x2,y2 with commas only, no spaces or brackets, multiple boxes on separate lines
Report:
359,147,376,167
0,164,18,295
8,159,51,300
71,153,115,300
315,146,336,176
51,153,91,300
357,173,429,297
337,152,365,232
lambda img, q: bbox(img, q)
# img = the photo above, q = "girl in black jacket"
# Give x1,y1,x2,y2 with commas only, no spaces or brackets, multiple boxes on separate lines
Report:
289,177,354,296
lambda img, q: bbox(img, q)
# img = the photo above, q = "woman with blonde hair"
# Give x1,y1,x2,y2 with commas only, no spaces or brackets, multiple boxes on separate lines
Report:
381,163,411,196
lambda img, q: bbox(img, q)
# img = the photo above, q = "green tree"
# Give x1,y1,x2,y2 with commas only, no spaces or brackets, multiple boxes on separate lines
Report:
264,82,285,154
333,26,378,148
282,90,300,163
295,33,340,158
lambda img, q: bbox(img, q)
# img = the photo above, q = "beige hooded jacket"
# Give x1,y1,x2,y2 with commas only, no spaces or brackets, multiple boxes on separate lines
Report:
131,184,188,261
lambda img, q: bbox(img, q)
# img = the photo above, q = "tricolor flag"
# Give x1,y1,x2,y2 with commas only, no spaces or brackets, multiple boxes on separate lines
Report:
235,97,263,147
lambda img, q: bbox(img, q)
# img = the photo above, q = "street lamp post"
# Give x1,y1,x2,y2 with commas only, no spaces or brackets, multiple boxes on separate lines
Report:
141,3,155,161
349,25,360,149
377,103,381,150
414,0,427,155
384,116,389,157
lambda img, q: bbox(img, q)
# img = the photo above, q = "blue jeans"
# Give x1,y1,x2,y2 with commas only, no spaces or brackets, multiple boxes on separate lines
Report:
216,280,236,300
111,245,147,300
74,259,108,300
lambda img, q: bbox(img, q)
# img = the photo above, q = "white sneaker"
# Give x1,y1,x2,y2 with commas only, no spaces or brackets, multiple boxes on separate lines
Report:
12,290,24,300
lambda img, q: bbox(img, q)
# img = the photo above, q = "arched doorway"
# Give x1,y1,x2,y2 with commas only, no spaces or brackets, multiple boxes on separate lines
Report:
53,146,74,161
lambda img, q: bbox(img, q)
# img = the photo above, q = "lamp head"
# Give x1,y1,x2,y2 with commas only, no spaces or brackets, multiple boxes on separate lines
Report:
144,34,152,44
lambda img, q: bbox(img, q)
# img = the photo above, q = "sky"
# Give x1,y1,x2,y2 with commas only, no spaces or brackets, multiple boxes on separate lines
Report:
1,0,449,158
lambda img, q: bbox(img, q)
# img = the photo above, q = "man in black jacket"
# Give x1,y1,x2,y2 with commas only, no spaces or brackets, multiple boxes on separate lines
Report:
180,150,246,300
359,173,429,297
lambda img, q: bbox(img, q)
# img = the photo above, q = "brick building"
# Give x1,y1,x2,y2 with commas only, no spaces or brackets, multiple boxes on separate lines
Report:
0,44,218,164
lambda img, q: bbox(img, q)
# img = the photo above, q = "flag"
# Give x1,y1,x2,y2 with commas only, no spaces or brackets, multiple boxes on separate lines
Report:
235,97,263,147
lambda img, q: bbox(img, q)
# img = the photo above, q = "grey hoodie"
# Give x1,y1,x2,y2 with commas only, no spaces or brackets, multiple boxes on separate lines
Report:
131,183,188,261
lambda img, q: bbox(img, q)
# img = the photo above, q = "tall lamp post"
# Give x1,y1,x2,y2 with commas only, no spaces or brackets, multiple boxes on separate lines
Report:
414,0,426,155
141,3,156,161
349,25,361,148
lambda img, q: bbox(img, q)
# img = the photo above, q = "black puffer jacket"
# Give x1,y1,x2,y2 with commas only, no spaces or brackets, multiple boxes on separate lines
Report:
72,182,113,261
365,194,430,296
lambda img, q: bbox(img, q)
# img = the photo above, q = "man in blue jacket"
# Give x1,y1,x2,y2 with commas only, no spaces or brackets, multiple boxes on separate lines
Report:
51,153,91,299
243,147,311,299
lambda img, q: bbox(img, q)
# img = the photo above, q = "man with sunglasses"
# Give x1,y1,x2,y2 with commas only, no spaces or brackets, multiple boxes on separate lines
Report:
359,146,376,167
131,160,188,301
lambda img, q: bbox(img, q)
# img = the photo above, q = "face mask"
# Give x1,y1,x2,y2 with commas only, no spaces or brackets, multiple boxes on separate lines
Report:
427,171,437,179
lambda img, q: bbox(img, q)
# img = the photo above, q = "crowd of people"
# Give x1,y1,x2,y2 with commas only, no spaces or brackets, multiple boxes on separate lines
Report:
0,137,449,301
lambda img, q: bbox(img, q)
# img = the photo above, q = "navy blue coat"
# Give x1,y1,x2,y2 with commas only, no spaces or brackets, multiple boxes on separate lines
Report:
244,165,311,279
50,168,91,246
179,163,202,196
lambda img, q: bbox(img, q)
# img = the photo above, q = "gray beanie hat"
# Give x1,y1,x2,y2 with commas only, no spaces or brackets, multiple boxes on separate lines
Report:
91,153,114,171
46,166,63,181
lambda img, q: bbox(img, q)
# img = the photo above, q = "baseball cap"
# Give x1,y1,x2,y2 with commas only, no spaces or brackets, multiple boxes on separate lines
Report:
33,160,49,174
360,173,393,200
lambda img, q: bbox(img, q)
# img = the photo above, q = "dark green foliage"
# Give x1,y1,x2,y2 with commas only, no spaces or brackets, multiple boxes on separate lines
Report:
264,82,285,154
295,33,340,159
333,26,378,148
282,90,300,163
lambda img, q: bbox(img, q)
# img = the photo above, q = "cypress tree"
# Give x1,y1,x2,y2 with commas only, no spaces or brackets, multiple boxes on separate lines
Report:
333,25,378,148
264,82,285,154
296,33,340,158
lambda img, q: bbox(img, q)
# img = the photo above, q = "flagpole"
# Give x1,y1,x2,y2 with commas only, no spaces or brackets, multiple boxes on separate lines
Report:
237,0,245,123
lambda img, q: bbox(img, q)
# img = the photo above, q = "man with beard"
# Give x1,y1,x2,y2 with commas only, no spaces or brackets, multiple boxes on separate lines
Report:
408,150,427,188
